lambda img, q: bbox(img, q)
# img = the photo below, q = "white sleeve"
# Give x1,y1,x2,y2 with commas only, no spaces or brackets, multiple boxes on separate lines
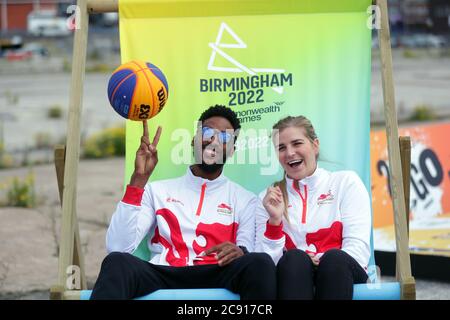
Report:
340,172,372,269
255,190,285,264
106,184,156,254
235,192,257,252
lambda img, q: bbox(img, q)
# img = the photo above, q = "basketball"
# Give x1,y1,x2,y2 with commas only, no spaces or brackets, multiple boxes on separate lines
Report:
107,60,169,121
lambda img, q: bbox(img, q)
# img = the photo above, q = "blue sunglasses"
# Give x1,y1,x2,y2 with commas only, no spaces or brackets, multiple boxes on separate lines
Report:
202,127,234,144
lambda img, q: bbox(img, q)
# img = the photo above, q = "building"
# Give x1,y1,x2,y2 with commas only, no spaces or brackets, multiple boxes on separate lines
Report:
387,0,432,33
0,0,73,34
429,0,450,34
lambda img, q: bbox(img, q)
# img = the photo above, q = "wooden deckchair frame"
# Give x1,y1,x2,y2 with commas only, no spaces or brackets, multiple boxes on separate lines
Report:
50,0,416,300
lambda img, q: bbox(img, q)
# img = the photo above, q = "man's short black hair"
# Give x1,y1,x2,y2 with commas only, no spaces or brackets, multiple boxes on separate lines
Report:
198,105,241,131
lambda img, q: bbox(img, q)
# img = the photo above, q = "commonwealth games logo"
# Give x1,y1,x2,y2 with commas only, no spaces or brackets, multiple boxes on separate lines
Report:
200,22,293,107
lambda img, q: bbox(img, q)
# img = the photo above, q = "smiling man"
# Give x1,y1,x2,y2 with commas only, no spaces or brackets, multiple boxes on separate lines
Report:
90,105,276,300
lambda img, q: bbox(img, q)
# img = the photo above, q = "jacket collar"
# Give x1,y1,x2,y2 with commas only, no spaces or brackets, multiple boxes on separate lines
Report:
184,166,228,191
285,165,327,192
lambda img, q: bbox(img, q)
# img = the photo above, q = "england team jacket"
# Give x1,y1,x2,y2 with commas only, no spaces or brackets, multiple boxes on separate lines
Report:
106,168,257,267
255,167,372,270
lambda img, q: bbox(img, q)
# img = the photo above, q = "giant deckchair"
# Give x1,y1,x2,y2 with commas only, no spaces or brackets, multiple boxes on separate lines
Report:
50,0,415,300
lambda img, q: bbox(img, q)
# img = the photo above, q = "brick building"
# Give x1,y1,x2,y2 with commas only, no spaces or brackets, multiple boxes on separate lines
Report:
0,0,73,33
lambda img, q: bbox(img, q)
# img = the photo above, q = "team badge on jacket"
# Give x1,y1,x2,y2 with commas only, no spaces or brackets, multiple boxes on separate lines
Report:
217,203,233,215
317,190,334,205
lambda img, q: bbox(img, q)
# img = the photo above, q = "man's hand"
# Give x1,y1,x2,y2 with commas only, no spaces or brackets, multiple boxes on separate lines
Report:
130,120,162,189
203,241,244,267
262,186,285,226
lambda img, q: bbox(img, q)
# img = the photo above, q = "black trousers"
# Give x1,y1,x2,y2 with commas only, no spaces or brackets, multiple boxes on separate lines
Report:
91,252,276,300
277,249,368,300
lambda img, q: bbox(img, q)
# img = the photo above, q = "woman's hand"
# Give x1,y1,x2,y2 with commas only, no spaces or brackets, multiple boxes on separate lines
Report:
130,120,162,189
262,186,285,226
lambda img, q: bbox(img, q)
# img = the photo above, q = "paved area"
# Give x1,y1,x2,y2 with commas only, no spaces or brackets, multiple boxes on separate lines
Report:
371,49,450,122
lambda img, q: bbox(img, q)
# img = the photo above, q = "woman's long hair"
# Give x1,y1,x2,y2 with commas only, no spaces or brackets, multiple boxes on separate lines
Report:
272,116,318,222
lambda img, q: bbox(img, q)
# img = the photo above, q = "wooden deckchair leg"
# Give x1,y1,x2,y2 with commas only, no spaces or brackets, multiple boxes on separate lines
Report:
377,0,415,300
54,145,87,290
399,137,415,300
51,145,87,299
73,223,87,289
57,0,89,296
397,137,413,299
399,137,411,237
50,146,67,300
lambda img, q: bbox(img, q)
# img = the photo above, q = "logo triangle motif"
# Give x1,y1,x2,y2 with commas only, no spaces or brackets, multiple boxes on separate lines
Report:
215,22,246,49
207,22,286,95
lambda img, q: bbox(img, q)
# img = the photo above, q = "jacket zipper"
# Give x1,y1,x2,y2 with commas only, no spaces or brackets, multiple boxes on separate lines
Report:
196,183,207,216
293,182,308,224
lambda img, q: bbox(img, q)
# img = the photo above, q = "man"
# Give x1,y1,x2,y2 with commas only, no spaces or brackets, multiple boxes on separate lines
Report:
91,105,276,300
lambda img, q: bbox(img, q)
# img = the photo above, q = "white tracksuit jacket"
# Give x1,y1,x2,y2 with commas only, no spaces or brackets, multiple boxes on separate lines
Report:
106,167,257,267
255,166,372,270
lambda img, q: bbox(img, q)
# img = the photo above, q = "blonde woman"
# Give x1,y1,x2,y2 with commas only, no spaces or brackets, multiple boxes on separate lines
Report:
255,115,371,300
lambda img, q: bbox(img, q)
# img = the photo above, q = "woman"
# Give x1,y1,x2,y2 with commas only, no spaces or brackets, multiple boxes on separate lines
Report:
255,115,372,300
